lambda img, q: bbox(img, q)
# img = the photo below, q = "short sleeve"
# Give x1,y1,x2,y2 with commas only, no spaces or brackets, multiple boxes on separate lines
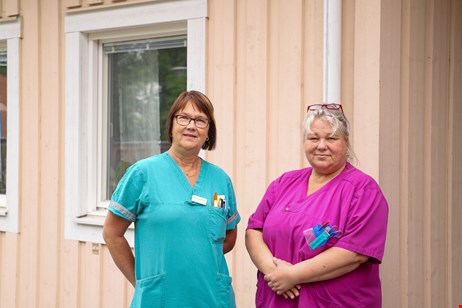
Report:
335,184,389,263
108,163,146,222
246,179,277,230
225,178,241,230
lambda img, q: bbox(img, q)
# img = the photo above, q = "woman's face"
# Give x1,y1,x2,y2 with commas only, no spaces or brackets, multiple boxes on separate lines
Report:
304,118,348,175
171,101,209,154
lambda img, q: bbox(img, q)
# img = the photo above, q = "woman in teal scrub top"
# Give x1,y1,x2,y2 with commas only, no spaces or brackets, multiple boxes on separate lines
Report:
103,90,241,308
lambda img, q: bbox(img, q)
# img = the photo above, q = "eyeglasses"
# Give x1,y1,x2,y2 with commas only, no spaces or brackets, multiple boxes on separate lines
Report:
175,115,209,129
307,104,343,113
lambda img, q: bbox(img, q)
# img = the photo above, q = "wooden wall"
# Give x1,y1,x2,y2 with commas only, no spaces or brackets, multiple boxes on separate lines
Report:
0,0,460,307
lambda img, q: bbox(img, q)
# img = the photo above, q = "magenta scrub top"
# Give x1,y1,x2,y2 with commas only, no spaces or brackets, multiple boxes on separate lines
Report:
247,163,388,308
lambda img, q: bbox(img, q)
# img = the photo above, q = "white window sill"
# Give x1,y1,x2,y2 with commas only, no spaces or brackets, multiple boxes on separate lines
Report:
75,207,134,230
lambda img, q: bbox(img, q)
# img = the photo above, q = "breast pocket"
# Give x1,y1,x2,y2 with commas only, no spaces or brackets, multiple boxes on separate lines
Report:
208,206,227,243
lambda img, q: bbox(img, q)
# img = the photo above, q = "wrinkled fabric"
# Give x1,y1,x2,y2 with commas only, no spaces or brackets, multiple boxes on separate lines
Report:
109,152,240,308
247,163,388,308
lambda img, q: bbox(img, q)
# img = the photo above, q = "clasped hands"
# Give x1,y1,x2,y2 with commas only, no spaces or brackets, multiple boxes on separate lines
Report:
264,257,301,299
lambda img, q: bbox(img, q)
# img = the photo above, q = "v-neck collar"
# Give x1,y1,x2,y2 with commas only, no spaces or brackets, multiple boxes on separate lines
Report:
164,151,206,192
305,163,352,198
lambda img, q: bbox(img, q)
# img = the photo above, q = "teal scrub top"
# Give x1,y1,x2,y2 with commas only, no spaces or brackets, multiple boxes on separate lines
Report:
108,152,240,308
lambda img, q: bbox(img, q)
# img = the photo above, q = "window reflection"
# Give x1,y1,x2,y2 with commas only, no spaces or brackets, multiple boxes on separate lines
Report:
104,36,187,197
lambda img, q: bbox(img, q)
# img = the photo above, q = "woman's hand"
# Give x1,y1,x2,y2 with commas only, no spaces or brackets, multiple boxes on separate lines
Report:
265,258,301,298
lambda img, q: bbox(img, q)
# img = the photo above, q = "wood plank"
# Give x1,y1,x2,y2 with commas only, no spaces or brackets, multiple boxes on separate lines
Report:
4,0,19,17
79,242,102,307
233,0,269,306
449,2,462,306
352,0,381,179
101,245,126,308
340,0,355,120
304,0,324,108
87,0,104,5
266,0,303,181
378,0,403,307
428,0,451,306
64,0,82,9
403,0,427,305
0,233,18,307
206,0,237,178
206,0,239,288
58,241,79,308
38,0,61,306
16,0,40,306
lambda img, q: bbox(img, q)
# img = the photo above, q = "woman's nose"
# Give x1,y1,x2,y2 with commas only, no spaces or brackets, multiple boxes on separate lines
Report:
186,120,197,129
317,139,327,149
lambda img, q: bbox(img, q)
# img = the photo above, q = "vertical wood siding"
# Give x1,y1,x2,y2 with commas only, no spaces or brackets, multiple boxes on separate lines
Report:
0,0,461,307
0,0,19,18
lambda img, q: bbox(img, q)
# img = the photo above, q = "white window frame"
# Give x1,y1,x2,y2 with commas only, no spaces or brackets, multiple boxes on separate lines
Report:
64,0,207,244
0,18,21,233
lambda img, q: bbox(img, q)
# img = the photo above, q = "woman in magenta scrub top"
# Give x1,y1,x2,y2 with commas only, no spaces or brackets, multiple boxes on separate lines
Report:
103,91,240,307
246,103,388,308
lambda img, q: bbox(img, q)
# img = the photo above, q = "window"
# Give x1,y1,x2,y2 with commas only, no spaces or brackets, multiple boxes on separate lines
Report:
103,36,187,199
64,0,207,244
0,19,20,233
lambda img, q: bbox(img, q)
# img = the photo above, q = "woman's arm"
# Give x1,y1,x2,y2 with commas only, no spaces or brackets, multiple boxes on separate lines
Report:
102,211,136,287
223,227,238,254
265,247,369,294
246,228,301,299
245,228,276,275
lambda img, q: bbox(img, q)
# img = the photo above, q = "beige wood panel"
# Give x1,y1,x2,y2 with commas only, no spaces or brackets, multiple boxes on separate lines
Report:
340,0,355,120
0,233,18,308
80,242,102,307
378,0,403,307
352,0,381,179
233,0,269,305
304,0,324,108
101,246,127,308
38,0,62,306
267,0,304,180
449,2,462,306
206,0,239,286
427,1,451,306
17,0,40,306
65,0,81,8
59,240,79,308
402,0,427,305
3,0,19,17
206,0,237,184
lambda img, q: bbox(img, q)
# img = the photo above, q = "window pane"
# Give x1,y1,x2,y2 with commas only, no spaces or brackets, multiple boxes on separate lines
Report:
105,37,186,197
0,48,7,195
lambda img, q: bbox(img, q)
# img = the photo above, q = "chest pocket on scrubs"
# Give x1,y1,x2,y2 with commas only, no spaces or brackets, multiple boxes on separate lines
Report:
281,203,305,213
208,206,228,243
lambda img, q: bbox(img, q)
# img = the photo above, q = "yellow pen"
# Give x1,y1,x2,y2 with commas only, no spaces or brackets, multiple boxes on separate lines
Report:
213,192,218,207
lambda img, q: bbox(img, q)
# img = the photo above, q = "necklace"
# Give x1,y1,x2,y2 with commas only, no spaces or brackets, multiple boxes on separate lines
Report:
182,158,199,177
168,149,200,178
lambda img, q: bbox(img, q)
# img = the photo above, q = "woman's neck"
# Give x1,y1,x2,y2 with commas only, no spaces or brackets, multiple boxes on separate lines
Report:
307,163,347,196
168,148,199,164
310,163,346,184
